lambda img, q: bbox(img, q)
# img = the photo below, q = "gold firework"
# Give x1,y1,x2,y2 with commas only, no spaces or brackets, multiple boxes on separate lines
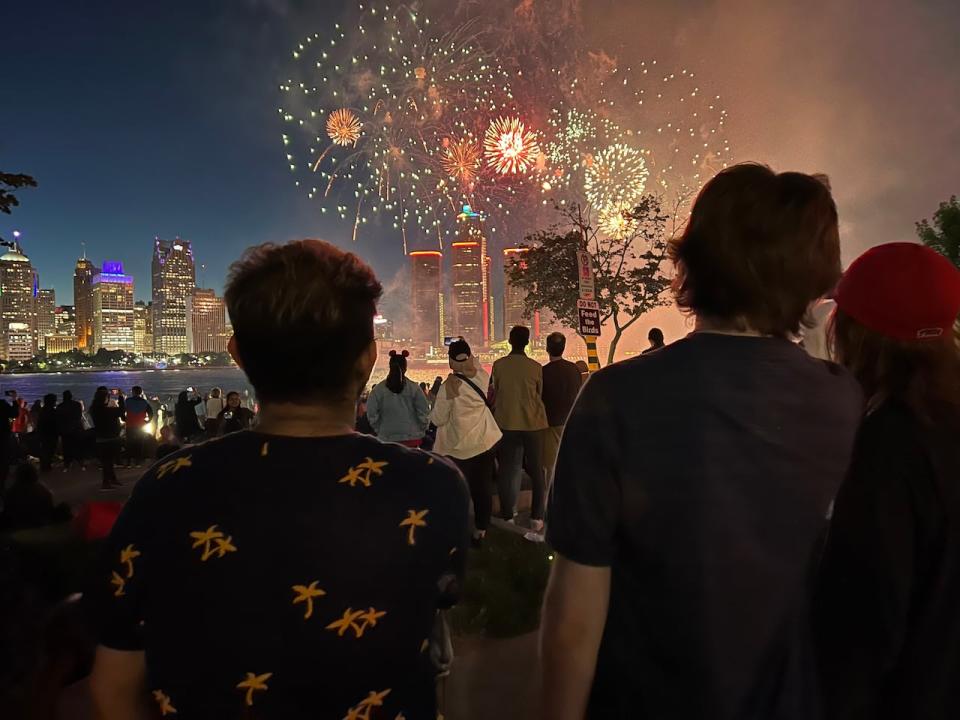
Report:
442,138,481,185
326,108,362,147
483,116,540,175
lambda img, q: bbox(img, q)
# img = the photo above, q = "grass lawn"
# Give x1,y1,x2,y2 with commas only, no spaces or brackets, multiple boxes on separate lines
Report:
449,527,553,639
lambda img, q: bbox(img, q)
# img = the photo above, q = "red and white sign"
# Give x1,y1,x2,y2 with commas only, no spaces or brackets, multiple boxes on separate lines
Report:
576,250,595,300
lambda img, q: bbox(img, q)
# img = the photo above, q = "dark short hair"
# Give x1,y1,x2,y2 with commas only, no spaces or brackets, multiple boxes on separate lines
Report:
670,163,840,337
225,240,383,403
546,332,566,357
132,386,143,395
648,327,664,344
509,325,530,349
226,391,240,401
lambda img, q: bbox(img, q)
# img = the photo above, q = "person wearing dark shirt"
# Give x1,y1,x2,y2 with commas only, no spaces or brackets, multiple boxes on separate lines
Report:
541,163,863,720
814,243,960,720
641,326,665,354
174,391,203,443
123,386,154,467
0,462,70,532
36,393,59,472
0,393,19,495
540,332,582,487
217,391,256,435
90,387,126,491
89,239,469,720
56,390,86,471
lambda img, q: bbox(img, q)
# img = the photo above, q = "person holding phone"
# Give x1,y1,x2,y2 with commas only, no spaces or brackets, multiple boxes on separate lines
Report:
216,391,254,435
174,390,203,443
90,386,125,490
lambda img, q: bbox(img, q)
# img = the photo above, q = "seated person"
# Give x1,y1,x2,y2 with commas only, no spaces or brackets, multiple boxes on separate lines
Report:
217,391,256,435
0,463,71,533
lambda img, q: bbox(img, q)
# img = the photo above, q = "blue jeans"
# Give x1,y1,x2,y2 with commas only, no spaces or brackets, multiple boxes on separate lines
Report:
497,430,545,521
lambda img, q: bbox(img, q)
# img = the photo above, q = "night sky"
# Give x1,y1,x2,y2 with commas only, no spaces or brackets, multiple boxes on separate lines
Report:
5,0,958,353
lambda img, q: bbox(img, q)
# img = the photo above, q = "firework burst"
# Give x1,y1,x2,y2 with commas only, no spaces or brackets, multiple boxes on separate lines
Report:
442,137,482,186
483,116,541,175
584,143,650,229
326,108,362,147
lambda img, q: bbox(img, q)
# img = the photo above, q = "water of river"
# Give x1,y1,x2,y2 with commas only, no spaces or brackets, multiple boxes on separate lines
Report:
0,365,456,404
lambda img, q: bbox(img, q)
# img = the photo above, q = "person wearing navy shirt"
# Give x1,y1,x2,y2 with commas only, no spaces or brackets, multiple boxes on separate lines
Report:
88,240,469,720
540,164,863,720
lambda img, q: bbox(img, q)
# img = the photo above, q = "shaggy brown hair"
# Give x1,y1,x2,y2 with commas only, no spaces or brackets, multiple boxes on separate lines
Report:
670,163,840,337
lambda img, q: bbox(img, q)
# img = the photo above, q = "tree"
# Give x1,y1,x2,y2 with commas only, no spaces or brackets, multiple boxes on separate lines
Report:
508,195,684,365
0,171,38,244
916,195,960,269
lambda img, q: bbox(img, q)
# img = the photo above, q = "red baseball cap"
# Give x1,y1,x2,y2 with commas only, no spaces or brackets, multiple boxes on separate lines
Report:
835,242,960,341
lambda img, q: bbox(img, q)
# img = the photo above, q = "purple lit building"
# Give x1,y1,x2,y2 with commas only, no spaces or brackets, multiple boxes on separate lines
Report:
92,261,135,352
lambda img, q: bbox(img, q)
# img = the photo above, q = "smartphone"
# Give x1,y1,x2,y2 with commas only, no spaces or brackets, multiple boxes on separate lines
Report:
223,411,234,420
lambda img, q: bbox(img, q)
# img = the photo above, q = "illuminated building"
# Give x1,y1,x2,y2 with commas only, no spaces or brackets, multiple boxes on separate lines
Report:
451,205,491,347
503,247,540,339
36,289,55,350
373,314,394,340
6,323,34,362
134,301,154,355
44,334,76,354
187,288,227,354
73,257,97,354
92,261,135,352
55,305,76,337
152,238,196,355
409,250,443,346
0,241,38,360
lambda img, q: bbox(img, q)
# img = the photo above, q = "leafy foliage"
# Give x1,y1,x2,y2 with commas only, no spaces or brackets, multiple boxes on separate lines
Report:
507,196,682,365
917,195,960,269
0,172,38,215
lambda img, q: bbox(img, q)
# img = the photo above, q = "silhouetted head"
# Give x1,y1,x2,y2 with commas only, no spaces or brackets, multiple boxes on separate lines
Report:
648,328,665,347
546,332,566,359
386,350,410,394
509,325,530,353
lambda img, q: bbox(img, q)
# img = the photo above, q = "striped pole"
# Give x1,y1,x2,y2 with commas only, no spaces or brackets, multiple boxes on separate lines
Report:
585,336,601,372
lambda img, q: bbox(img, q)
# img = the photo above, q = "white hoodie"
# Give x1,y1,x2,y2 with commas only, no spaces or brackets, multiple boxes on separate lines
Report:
430,366,502,460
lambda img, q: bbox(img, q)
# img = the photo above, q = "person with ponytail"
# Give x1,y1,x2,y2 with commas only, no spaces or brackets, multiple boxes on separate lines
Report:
366,349,431,447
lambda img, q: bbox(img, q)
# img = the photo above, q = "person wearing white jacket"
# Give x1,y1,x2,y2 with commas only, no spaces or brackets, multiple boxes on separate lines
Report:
431,339,502,547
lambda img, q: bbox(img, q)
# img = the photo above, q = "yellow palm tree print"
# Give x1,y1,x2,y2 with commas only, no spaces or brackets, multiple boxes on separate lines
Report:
399,509,429,546
190,525,236,561
326,607,387,638
292,581,327,620
110,571,126,597
213,536,237,559
157,456,192,478
119,544,140,578
339,457,388,488
236,671,272,706
343,688,392,720
152,689,177,716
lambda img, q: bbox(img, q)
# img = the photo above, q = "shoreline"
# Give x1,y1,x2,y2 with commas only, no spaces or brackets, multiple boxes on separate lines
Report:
2,365,241,376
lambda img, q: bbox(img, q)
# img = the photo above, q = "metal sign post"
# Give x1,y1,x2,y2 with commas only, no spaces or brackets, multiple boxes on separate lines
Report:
576,251,601,372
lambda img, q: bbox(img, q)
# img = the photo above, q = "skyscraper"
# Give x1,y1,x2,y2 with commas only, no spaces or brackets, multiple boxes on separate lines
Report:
451,205,491,347
46,305,77,354
92,261,135,352
503,247,540,339
187,288,227,354
73,257,97,354
152,238,196,355
0,241,38,360
451,241,484,347
133,301,154,355
36,288,56,350
409,251,443,346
